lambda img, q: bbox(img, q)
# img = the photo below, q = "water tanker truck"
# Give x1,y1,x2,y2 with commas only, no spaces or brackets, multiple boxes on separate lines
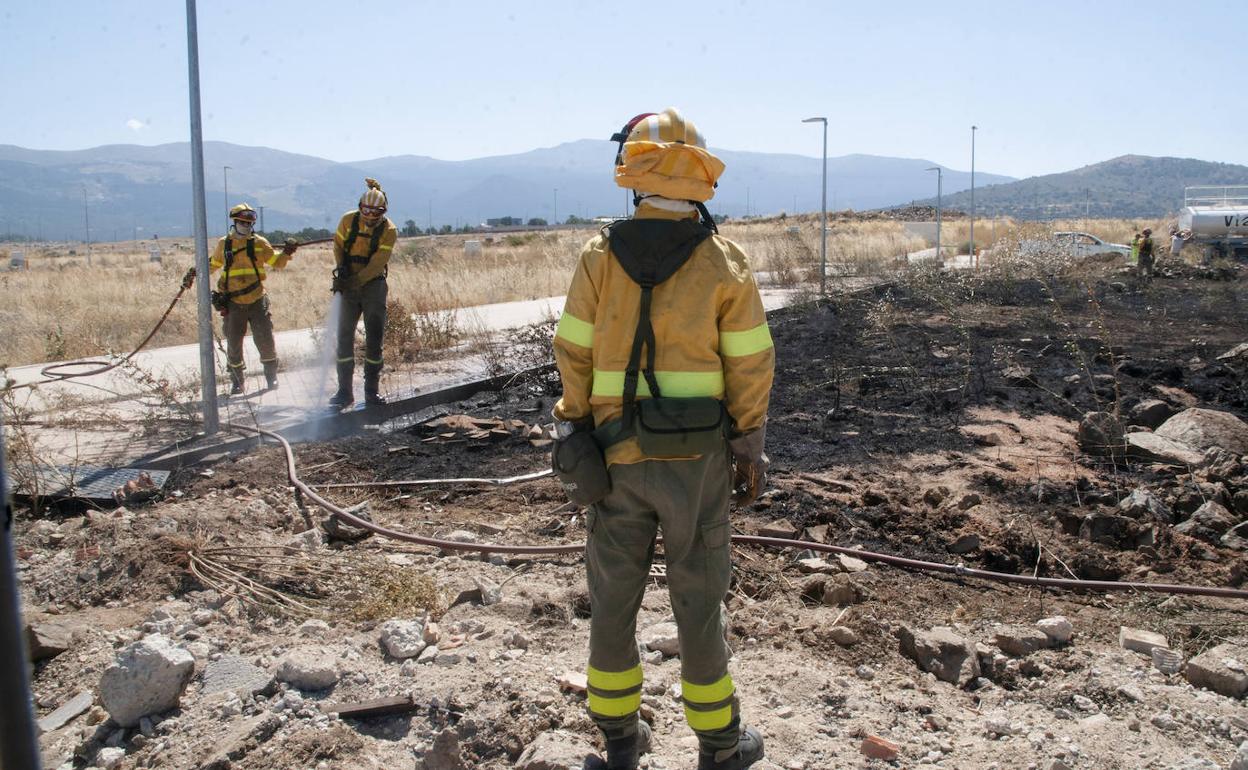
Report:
1178,186,1248,261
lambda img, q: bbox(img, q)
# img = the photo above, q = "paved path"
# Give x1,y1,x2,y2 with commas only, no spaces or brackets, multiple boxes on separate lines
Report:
6,289,802,471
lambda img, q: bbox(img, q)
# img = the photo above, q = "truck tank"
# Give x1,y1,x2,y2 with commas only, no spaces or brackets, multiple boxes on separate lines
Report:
1178,207,1248,238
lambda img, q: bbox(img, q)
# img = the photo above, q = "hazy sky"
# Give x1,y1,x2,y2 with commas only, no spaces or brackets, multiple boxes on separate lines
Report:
4,0,1244,179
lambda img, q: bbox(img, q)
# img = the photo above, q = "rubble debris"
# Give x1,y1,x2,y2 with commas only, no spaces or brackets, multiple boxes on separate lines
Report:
421,414,536,444
557,671,588,694
859,735,900,761
380,619,429,659
1155,408,1248,455
201,655,276,698
1131,399,1176,430
322,501,375,542
99,634,195,727
639,622,680,658
515,730,599,770
946,533,981,554
1223,520,1248,550
24,619,73,661
1152,647,1185,675
1077,412,1124,456
1125,431,1205,467
1119,627,1169,657
200,712,282,769
993,625,1052,656
1173,501,1237,543
1036,616,1074,645
275,648,339,691
1117,488,1174,524
419,728,468,770
899,626,980,687
325,694,421,719
1184,643,1248,699
36,690,93,734
758,519,800,539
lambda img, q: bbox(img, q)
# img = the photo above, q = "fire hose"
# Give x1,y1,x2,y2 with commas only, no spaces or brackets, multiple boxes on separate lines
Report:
3,269,198,392
233,423,1248,600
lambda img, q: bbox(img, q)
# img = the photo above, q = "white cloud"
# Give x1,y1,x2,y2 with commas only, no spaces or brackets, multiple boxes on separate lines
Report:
126,118,147,132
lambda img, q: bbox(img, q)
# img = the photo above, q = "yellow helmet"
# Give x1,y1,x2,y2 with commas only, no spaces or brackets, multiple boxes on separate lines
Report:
611,108,725,202
359,178,388,225
229,203,257,223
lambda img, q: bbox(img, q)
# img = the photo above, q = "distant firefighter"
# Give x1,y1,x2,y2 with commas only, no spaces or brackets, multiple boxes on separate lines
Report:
329,178,398,408
1138,228,1155,279
209,203,297,394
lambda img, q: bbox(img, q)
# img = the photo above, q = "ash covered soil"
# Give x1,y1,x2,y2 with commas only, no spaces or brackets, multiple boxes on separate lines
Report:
15,257,1248,770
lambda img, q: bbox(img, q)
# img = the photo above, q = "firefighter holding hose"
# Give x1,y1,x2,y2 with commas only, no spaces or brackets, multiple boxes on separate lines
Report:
329,178,398,408
209,203,297,395
550,109,774,770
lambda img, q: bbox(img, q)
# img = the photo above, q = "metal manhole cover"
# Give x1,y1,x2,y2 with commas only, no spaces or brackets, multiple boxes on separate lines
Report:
13,465,170,502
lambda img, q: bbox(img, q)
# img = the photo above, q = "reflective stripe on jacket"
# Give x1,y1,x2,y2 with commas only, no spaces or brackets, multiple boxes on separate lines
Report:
209,234,288,305
333,211,398,287
553,204,775,465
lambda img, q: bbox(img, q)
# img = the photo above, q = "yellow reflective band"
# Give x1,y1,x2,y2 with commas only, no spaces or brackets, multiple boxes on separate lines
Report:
684,703,733,731
591,369,724,398
222,268,266,279
588,690,641,718
266,253,281,266
555,312,594,349
336,228,347,240
336,357,354,363
227,361,245,369
365,357,383,365
681,674,735,704
587,665,642,690
719,323,773,357
378,243,394,252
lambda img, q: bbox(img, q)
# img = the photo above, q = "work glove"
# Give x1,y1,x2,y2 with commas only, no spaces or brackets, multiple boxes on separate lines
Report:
330,267,348,294
181,267,196,289
282,238,299,256
729,426,769,507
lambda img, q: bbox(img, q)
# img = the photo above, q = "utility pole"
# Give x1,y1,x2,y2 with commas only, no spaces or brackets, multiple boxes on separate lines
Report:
83,186,91,264
257,205,265,233
926,166,943,258
553,188,558,227
746,186,751,218
802,117,828,295
223,166,231,229
0,424,42,770
970,125,977,267
186,0,219,434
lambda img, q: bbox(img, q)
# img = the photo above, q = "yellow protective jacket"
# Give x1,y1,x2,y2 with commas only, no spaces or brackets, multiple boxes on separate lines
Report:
333,211,398,288
553,204,774,465
209,234,289,305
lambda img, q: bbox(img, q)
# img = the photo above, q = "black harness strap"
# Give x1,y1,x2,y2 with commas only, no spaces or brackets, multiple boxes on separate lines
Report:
341,212,389,275
219,236,262,300
607,218,713,430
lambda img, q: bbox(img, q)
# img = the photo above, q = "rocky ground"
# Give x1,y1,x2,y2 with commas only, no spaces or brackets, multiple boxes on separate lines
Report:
13,256,1248,770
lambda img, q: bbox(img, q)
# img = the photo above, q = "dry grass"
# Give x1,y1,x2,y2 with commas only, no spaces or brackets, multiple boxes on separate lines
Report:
1,216,1166,366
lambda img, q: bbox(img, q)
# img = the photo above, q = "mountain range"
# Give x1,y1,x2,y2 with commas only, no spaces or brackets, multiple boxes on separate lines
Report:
0,140,1009,241
908,155,1248,220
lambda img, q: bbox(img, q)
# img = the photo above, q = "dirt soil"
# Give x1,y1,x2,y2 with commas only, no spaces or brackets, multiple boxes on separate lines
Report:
14,256,1248,770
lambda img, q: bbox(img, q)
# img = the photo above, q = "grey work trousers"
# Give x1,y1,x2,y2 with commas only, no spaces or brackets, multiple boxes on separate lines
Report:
223,296,277,375
335,278,388,366
585,441,741,751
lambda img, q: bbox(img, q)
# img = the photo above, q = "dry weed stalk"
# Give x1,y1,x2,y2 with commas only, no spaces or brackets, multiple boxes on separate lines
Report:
178,541,442,621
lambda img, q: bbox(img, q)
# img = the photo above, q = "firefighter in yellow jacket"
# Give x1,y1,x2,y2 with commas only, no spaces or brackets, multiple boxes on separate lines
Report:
329,178,398,407
209,203,296,394
552,109,773,770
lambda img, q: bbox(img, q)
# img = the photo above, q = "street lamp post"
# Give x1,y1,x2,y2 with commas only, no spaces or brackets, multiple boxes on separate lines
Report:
223,165,231,230
187,0,219,434
970,125,977,267
926,166,943,258
802,117,828,295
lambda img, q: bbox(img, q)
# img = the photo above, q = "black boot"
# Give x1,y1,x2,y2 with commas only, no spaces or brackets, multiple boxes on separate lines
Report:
697,726,764,770
604,721,651,770
228,366,245,395
263,361,279,390
363,361,386,406
329,362,354,408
